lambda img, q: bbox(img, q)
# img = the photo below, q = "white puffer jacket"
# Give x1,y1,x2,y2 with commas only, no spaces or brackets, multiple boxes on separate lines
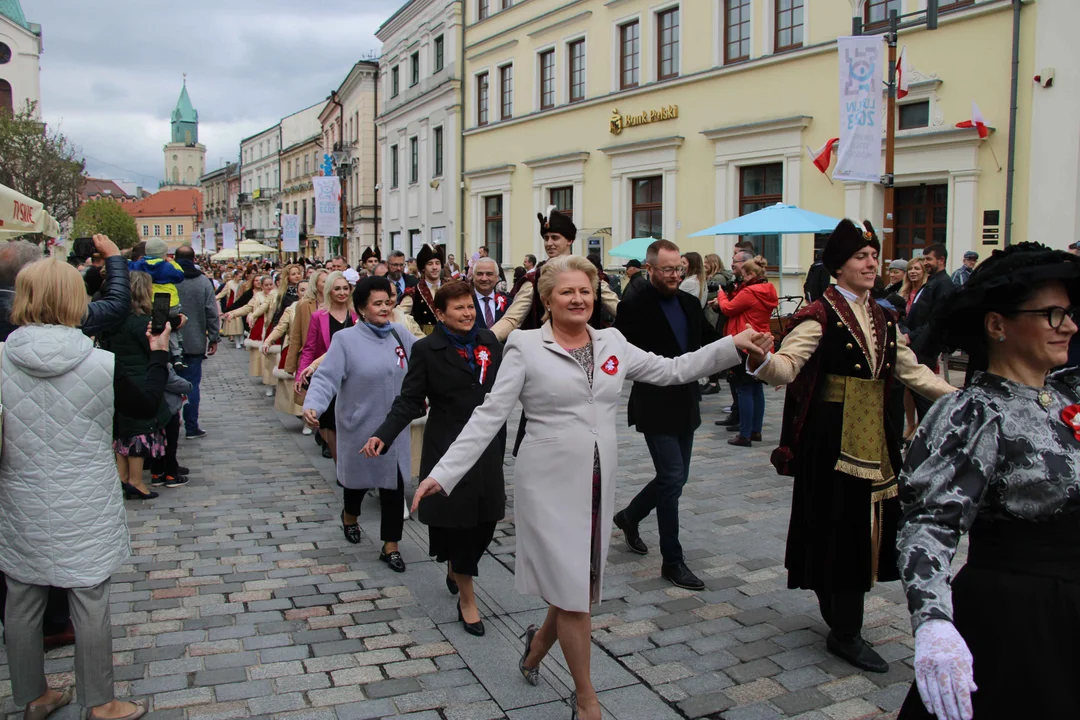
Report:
0,324,129,587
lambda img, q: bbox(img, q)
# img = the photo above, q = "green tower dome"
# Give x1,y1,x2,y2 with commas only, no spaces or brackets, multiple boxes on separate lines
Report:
171,79,198,146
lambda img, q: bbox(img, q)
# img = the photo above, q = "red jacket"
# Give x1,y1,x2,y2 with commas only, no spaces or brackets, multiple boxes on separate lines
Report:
718,278,778,336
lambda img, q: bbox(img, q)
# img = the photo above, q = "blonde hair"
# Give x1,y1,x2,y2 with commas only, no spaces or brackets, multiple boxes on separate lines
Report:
900,258,928,299
10,258,89,328
741,255,768,278
129,271,154,316
306,269,328,305
704,253,725,277
538,254,598,323
323,271,353,310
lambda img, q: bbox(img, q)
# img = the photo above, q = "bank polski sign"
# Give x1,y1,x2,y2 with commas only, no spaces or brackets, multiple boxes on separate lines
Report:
609,105,679,135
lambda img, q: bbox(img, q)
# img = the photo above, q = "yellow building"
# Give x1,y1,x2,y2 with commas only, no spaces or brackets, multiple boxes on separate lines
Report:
459,0,1072,300
125,188,203,252
280,135,324,260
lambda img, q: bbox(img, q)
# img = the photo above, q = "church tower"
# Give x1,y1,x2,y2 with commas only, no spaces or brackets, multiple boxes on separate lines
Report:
161,77,206,190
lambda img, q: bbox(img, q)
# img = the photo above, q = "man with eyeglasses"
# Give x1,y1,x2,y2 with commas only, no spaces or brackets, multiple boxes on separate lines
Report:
387,250,416,300
610,239,722,590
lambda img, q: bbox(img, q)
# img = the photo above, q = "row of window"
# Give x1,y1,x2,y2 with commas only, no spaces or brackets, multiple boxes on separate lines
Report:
284,152,317,183
388,126,445,189
477,0,513,22
390,34,446,99
243,136,279,164
243,169,279,194
141,223,186,238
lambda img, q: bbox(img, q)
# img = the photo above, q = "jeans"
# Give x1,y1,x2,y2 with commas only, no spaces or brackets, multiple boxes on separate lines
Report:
736,381,766,438
176,354,203,434
623,433,694,565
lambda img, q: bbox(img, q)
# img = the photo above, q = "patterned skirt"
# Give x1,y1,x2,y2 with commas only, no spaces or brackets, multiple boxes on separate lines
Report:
114,430,166,458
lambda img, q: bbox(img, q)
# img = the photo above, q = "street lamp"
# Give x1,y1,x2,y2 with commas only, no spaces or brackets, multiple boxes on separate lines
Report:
848,0,864,36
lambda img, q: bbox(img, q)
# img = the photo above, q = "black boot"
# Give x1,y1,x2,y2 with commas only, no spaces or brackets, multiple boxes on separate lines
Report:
613,510,647,555
826,631,888,673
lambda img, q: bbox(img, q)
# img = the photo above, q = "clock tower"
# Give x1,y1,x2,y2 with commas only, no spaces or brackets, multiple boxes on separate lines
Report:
161,77,206,190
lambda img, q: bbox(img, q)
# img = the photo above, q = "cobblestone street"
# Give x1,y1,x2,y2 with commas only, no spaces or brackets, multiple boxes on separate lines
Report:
0,345,929,720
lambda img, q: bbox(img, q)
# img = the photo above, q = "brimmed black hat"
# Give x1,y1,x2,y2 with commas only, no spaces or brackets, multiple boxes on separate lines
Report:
416,243,444,269
932,242,1080,355
537,205,576,242
822,218,880,274
361,245,381,263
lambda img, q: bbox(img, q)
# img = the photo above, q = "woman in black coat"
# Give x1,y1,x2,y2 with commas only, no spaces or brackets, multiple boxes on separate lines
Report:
364,280,505,637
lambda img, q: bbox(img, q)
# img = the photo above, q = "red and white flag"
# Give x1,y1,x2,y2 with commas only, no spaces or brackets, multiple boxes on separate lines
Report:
955,101,989,139
896,46,909,99
806,138,840,174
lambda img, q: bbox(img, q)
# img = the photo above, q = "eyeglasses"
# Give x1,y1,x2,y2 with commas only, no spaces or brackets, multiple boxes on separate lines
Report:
1006,305,1079,329
651,266,681,276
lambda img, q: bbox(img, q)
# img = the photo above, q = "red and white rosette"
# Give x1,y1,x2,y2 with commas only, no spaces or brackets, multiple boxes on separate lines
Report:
601,356,619,375
474,345,492,384
496,295,507,312
395,346,406,369
1061,403,1080,441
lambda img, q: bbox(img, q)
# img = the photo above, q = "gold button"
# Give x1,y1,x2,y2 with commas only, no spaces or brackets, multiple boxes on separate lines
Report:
886,363,892,369
889,341,896,348
846,343,853,350
836,321,843,328
887,321,894,327
854,364,862,370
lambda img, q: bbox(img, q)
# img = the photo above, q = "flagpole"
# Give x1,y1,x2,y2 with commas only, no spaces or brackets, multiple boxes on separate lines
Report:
882,9,899,262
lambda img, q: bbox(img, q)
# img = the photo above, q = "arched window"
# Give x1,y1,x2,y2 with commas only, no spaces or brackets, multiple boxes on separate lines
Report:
0,80,13,115
172,167,180,184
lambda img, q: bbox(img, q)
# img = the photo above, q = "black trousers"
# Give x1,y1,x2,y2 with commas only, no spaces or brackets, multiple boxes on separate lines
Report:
428,522,497,577
343,473,405,543
151,412,181,476
814,590,865,639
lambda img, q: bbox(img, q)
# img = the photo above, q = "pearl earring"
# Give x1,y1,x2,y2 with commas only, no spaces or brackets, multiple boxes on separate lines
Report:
998,336,1006,343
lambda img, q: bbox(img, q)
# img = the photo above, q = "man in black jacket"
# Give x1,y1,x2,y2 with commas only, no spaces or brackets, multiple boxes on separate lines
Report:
905,243,954,418
620,259,648,302
613,239,721,590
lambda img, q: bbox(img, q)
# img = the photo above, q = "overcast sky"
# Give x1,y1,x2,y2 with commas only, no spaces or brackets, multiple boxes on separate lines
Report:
32,0,401,189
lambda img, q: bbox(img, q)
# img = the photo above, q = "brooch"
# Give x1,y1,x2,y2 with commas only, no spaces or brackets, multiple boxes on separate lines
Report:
474,346,492,384
601,356,619,375
1038,390,1053,409
1060,403,1080,441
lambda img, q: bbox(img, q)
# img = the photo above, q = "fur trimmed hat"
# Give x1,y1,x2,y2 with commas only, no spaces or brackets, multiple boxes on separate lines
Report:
822,218,880,274
537,205,576,242
416,243,445,270
360,245,381,263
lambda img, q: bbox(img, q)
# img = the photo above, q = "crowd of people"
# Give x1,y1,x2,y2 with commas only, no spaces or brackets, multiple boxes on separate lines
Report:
0,210,1075,720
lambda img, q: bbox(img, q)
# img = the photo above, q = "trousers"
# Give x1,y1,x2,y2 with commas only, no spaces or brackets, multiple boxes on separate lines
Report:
623,432,694,565
176,354,204,434
5,577,114,708
151,412,181,476
343,473,405,543
814,589,865,639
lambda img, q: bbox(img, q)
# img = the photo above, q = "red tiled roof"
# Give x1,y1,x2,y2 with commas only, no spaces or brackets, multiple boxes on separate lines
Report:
80,177,134,201
124,189,203,219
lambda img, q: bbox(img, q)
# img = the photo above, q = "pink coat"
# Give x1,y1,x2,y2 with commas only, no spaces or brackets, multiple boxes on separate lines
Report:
297,308,359,376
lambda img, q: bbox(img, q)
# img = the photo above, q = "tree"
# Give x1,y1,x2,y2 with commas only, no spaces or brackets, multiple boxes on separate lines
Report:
73,198,139,249
0,101,85,237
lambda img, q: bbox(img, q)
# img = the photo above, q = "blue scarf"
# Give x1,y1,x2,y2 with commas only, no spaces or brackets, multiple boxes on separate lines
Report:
441,323,478,370
364,320,394,339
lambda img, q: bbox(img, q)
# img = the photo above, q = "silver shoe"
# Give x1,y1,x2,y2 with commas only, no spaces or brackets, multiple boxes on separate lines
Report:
519,624,540,686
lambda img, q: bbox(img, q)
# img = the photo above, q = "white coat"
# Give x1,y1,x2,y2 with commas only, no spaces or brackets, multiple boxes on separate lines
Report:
430,322,741,612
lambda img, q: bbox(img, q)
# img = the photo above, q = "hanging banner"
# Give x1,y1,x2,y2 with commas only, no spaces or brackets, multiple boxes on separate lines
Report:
313,176,341,237
191,230,202,254
281,214,300,253
204,227,215,252
222,222,237,250
834,35,884,183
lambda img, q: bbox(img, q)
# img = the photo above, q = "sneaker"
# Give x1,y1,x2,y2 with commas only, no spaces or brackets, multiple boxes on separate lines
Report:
150,474,166,487
661,562,705,590
302,426,313,436
185,429,208,440
164,475,189,488
173,359,188,372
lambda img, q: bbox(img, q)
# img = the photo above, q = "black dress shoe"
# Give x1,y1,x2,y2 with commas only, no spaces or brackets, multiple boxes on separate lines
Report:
750,432,762,442
122,483,158,500
613,510,648,555
714,413,739,426
661,562,705,590
726,424,742,432
457,601,485,636
446,563,459,595
380,546,406,573
321,445,333,459
825,631,889,673
341,511,362,544
728,436,752,447
701,383,720,395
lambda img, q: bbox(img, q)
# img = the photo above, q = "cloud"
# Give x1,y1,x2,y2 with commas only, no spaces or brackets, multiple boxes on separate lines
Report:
32,0,399,187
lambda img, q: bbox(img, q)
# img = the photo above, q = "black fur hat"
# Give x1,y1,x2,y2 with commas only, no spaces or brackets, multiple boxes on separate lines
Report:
822,218,880,275
537,205,576,242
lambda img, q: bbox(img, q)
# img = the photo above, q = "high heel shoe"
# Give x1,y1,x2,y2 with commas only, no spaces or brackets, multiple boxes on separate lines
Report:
445,563,459,595
122,483,158,500
457,600,485,636
518,624,540,685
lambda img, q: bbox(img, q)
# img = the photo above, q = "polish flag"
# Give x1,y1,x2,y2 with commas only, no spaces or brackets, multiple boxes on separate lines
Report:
806,138,840,174
896,47,909,99
955,102,989,139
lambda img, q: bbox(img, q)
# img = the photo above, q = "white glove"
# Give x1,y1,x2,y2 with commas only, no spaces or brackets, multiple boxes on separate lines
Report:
913,619,977,720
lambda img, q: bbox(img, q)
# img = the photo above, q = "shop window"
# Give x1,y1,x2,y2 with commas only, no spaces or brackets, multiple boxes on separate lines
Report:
631,176,663,239
485,196,504,265
539,49,555,110
620,21,640,90
568,39,586,103
550,186,573,215
739,163,784,268
725,0,751,64
774,0,804,53
477,72,490,126
895,185,948,260
899,101,930,130
657,7,680,80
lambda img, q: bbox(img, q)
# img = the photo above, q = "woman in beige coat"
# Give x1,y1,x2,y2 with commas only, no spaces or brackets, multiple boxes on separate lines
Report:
413,255,770,720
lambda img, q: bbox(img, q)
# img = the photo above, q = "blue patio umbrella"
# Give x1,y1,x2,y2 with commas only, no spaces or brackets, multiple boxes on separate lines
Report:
688,203,842,237
608,237,659,262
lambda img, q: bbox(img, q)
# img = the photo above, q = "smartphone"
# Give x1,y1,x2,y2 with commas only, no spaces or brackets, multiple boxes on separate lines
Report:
150,293,171,335
72,237,95,259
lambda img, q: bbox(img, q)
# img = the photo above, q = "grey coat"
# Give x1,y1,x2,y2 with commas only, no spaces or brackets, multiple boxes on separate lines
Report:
303,322,417,490
176,269,221,354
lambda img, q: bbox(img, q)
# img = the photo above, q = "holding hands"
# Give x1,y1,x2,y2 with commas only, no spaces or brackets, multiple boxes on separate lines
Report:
294,365,316,394
302,408,320,428
731,328,773,363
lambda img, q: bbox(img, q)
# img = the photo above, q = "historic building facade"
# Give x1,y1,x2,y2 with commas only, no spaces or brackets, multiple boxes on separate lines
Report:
377,0,462,261
124,189,203,251
199,163,238,249
161,80,206,190
239,124,281,241
0,0,41,116
280,101,326,260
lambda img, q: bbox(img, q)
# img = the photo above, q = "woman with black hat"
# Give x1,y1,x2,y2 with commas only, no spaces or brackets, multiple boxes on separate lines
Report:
748,219,955,674
896,242,1080,720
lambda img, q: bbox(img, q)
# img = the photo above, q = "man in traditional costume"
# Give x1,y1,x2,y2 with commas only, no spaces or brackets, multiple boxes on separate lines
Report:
492,207,619,341
399,243,444,335
361,246,381,274
749,219,954,672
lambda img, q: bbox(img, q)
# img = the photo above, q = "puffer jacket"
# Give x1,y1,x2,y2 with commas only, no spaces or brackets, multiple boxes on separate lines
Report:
0,325,130,587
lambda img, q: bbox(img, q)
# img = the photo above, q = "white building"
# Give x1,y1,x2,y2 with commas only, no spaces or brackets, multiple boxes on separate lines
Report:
280,100,327,259
0,0,42,116
239,124,281,241
376,0,461,261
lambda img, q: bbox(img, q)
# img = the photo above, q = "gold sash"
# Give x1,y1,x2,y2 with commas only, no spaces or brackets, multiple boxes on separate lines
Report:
819,374,897,503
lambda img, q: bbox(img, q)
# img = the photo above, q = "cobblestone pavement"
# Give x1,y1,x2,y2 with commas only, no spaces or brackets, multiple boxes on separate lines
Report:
0,344,946,720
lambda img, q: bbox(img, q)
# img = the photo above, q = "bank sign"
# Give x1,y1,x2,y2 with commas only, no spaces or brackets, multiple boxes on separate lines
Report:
609,105,679,135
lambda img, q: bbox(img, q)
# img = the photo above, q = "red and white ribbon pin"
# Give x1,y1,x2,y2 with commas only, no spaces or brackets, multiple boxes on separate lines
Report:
394,346,406,369
474,346,492,384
